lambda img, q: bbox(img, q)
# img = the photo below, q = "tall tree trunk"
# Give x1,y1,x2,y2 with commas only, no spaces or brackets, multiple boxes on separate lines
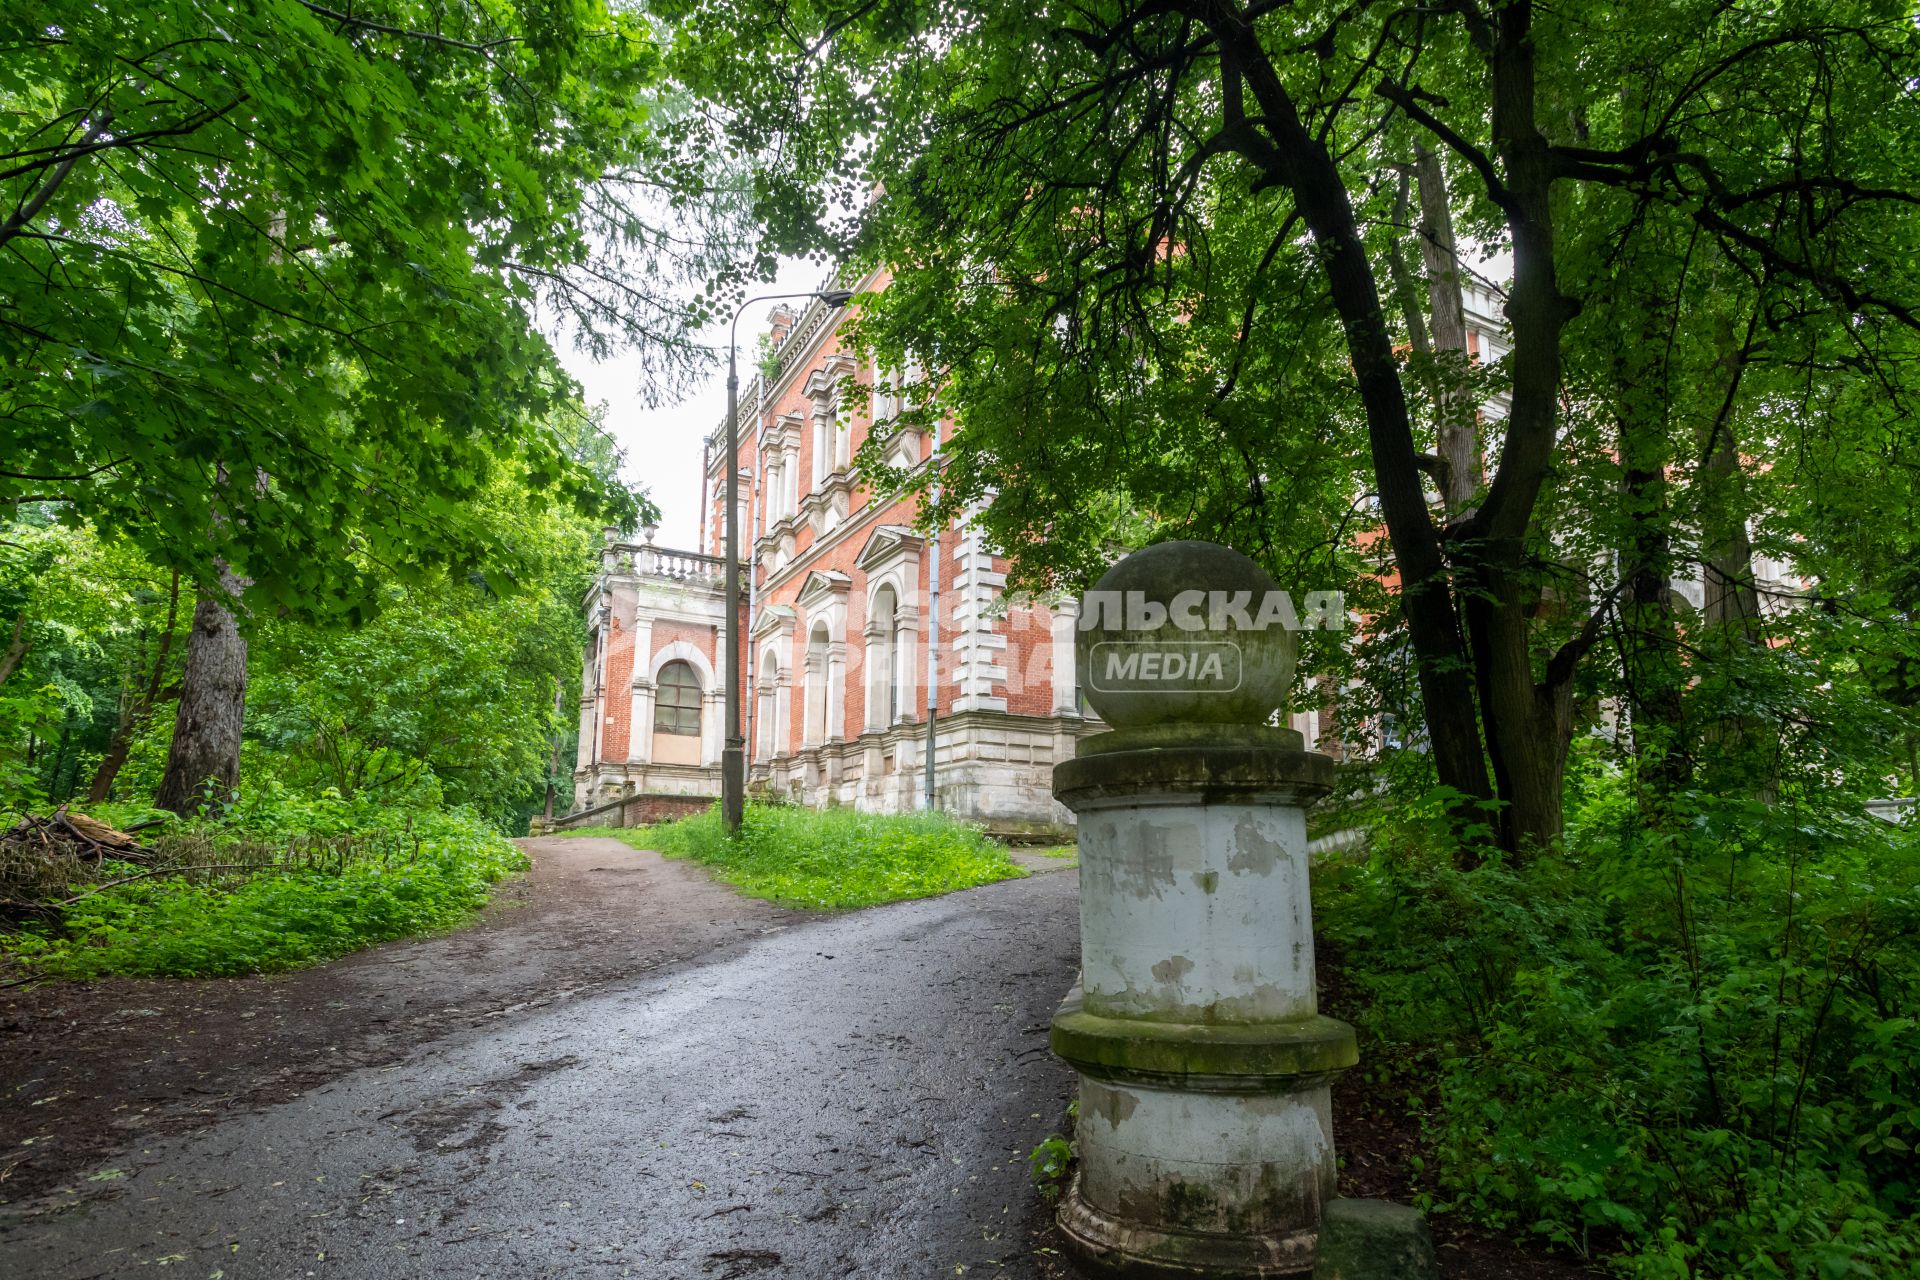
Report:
46,712,73,801
1448,0,1584,855
1618,446,1689,790
1210,19,1495,828
1695,311,1769,794
155,567,248,816
1413,144,1482,516
1699,321,1763,640
1214,1,1592,853
0,611,29,685
87,570,181,803
1611,253,1691,793
1384,170,1432,364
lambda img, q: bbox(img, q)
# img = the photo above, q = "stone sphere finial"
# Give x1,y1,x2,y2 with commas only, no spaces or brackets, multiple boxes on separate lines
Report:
1075,540,1297,729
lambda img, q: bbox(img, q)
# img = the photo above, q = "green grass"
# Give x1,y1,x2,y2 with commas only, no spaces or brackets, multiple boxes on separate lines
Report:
3,807,527,979
567,803,1026,909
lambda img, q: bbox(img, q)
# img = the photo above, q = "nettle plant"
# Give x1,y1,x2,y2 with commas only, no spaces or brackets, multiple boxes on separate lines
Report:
1319,766,1920,1278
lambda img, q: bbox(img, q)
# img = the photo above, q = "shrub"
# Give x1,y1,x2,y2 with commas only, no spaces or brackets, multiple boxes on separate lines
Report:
3,802,526,978
586,803,1025,908
1317,776,1920,1278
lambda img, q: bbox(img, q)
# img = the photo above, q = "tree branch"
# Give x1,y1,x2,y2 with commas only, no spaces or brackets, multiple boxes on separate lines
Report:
1374,81,1513,212
0,108,111,252
297,2,526,52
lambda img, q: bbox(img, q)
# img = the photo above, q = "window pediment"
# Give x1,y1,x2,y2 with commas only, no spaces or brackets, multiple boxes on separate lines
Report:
855,524,926,574
751,603,796,640
795,569,852,610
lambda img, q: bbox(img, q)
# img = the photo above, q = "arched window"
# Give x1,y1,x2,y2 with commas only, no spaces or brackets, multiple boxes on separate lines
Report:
654,661,702,737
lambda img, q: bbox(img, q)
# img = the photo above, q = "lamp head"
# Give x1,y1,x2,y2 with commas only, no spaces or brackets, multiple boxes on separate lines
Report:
818,288,856,308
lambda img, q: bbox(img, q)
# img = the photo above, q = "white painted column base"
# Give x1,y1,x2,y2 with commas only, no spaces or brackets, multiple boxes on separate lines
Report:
1051,736,1353,1280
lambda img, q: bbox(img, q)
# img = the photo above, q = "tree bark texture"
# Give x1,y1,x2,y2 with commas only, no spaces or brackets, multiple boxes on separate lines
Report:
1612,262,1691,793
155,568,248,816
1700,318,1763,640
1413,144,1482,516
0,611,28,685
1208,12,1497,823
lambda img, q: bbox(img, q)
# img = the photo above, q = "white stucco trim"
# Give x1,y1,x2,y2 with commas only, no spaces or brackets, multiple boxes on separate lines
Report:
648,640,716,690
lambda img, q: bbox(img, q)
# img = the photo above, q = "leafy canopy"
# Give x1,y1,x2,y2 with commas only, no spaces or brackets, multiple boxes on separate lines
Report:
0,1,698,618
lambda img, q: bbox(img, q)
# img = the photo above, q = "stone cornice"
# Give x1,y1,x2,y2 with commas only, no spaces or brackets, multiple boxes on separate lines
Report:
751,603,796,639
710,263,888,458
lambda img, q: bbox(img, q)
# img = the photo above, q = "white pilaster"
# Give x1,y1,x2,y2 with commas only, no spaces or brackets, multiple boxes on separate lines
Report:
627,678,655,764
773,672,792,758
895,607,919,724
701,688,724,765
1050,598,1080,715
827,640,847,741
863,622,890,732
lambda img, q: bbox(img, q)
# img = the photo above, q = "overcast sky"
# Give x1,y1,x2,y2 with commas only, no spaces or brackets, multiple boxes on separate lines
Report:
553,256,827,552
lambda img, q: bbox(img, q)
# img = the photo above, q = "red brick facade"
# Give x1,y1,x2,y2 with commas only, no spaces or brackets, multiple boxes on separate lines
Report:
572,268,1094,826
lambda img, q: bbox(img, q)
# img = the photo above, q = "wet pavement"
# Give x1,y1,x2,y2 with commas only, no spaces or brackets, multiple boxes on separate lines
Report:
0,867,1081,1279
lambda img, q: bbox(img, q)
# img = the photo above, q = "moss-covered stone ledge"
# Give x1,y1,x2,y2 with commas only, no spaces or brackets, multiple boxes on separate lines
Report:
1052,995,1357,1092
1054,743,1336,811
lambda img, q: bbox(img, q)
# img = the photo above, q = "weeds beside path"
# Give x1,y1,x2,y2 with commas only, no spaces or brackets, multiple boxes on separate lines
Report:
572,802,1027,908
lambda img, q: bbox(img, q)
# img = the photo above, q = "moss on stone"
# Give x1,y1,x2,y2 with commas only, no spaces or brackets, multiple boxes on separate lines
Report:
1076,724,1306,757
1055,745,1337,812
1311,1199,1437,1280
1052,1000,1357,1084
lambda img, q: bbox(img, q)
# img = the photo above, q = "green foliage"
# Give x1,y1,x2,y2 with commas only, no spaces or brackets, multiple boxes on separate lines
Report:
6,800,525,979
1,460,596,825
662,0,1920,852
1319,775,1920,1278
241,479,597,829
0,515,180,803
578,804,1026,909
1027,844,1079,866
0,0,686,618
1029,1133,1073,1199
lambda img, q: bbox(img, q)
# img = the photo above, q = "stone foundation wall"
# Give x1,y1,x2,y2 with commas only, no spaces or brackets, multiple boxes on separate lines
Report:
749,709,1096,828
618,793,712,827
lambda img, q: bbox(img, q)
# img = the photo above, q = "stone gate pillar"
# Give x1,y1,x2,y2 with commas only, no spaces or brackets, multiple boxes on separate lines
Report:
1051,540,1356,1279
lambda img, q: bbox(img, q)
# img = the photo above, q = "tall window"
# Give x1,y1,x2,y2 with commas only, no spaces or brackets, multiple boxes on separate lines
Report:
805,621,831,747
869,585,901,730
654,661,702,736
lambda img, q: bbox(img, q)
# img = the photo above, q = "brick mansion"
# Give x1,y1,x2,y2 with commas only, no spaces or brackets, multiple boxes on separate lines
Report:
570,268,1106,829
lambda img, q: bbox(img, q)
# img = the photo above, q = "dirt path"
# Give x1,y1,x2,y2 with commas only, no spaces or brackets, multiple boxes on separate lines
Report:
1,852,1082,1280
0,837,805,1206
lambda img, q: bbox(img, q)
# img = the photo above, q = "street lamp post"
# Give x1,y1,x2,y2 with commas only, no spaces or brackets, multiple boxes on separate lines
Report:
724,287,855,836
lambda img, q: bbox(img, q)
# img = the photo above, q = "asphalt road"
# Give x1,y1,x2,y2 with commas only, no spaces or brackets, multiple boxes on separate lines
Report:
0,868,1081,1280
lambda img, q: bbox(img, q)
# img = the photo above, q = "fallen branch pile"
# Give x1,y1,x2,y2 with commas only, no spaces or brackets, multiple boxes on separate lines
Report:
1,807,159,920
1,809,430,926
3,806,153,866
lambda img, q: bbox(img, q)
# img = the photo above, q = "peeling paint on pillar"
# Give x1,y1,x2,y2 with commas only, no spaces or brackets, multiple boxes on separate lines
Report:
1050,540,1356,1280
1079,801,1316,1024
